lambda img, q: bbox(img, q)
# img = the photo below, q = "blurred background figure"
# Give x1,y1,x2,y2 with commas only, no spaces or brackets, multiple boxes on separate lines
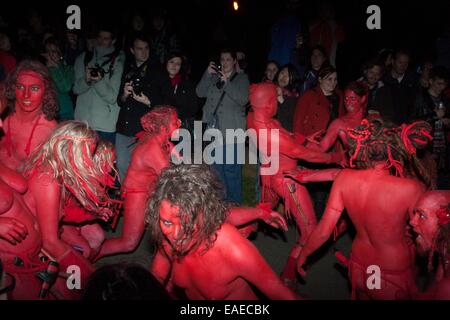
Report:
83,263,170,300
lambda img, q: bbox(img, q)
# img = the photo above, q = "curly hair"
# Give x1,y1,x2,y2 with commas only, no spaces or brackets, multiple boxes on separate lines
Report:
4,59,58,121
145,164,229,258
139,105,177,144
347,119,433,187
23,121,113,215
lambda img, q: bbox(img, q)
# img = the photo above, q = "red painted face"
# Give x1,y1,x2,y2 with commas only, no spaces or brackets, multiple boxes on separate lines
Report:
410,195,441,256
344,90,363,113
15,71,45,113
249,83,278,118
159,199,186,251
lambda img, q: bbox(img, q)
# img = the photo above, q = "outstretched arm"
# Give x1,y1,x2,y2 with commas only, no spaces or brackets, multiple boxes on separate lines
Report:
226,205,287,231
284,168,342,183
278,132,343,165
297,173,346,276
306,120,342,152
95,147,169,260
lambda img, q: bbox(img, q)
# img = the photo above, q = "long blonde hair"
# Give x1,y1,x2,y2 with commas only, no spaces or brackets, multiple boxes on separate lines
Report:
24,121,111,214
94,139,119,188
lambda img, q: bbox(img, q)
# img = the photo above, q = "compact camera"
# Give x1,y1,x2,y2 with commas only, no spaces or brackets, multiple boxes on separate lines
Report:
132,77,143,95
212,62,222,74
89,64,105,78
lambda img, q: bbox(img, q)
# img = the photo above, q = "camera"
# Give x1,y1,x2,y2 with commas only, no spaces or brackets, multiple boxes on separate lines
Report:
132,77,143,95
89,64,105,78
212,62,222,74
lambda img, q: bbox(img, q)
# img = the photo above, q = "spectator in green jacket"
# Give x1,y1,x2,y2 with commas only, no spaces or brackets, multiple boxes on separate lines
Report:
73,26,125,144
42,37,74,120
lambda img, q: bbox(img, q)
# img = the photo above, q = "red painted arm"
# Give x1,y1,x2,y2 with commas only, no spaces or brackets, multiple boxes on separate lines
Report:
226,206,287,231
96,144,170,260
297,172,346,275
30,173,78,261
0,162,28,194
314,120,342,152
284,168,342,183
278,132,342,164
151,244,177,297
151,248,171,284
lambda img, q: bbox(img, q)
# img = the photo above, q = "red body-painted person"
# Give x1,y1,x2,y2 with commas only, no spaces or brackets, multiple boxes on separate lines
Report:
297,119,433,299
96,106,180,259
247,82,344,285
96,106,288,259
0,160,45,299
147,164,299,300
410,191,450,299
0,90,44,299
0,60,57,171
292,82,368,238
60,140,120,261
22,121,116,298
306,82,367,154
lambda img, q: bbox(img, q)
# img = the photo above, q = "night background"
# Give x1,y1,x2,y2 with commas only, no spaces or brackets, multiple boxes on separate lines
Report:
1,0,449,83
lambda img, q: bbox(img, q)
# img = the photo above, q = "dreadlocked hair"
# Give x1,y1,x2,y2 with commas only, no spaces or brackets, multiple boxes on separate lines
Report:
23,121,113,215
139,105,177,144
145,164,230,258
347,119,433,187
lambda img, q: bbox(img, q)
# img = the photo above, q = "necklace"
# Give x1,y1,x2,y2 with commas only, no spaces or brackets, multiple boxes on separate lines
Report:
5,113,42,157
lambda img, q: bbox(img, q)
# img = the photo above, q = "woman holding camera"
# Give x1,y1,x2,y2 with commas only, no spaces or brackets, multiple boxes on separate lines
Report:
157,51,200,134
196,48,250,204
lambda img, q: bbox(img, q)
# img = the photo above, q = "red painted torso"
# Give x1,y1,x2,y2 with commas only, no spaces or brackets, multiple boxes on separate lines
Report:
336,169,424,270
0,163,41,265
0,113,56,171
166,224,260,300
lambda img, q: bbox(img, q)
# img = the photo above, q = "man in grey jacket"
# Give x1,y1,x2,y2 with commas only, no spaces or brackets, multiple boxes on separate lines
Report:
73,27,125,143
196,49,249,204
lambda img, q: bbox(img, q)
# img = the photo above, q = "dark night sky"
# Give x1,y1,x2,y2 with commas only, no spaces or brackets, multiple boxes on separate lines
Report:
2,0,450,83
